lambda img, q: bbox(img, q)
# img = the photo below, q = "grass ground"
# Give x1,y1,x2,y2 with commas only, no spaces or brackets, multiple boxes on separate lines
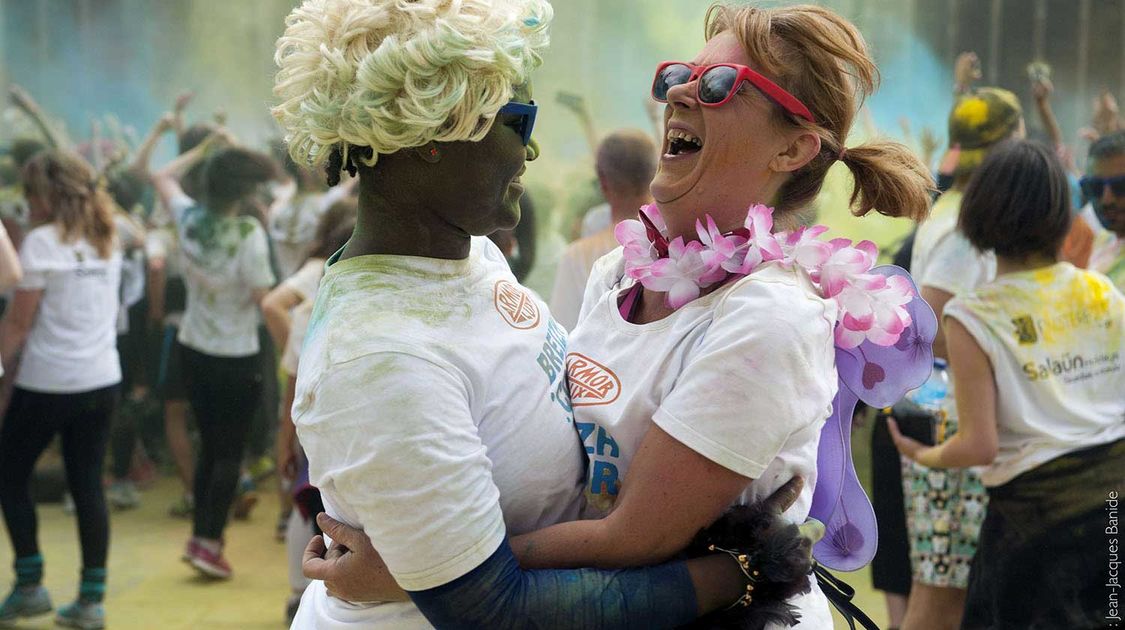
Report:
1,423,890,629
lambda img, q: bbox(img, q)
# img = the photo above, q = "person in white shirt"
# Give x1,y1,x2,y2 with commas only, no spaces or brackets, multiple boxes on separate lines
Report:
152,132,280,580
300,3,934,629
0,150,122,629
549,129,655,330
268,155,357,281
891,139,1125,628
578,202,611,238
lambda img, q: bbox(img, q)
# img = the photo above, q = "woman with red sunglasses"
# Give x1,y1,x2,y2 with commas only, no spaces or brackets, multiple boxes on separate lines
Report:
303,2,934,629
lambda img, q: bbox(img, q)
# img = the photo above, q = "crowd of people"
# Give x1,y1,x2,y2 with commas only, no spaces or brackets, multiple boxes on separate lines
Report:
0,1,1121,629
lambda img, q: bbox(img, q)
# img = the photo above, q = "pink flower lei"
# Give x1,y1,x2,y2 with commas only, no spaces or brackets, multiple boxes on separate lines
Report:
614,204,915,348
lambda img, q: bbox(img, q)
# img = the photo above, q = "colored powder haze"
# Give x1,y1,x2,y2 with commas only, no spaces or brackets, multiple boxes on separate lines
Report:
0,0,1101,290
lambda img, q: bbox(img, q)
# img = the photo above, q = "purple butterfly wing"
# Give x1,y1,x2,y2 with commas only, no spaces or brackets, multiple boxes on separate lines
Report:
811,265,936,571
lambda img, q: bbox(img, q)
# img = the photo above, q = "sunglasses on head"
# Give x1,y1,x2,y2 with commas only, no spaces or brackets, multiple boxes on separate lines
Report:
498,100,537,146
651,61,816,123
1079,174,1125,201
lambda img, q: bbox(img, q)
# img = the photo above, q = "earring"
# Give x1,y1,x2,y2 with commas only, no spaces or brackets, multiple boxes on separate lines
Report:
420,143,441,163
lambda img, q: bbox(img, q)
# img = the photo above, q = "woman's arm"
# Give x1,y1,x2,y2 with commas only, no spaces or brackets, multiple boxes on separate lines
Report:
889,316,999,468
129,113,176,176
151,130,226,212
277,375,300,481
146,255,167,326
556,92,599,155
920,286,955,360
172,91,193,140
0,222,22,291
0,289,43,375
9,86,67,149
409,537,742,629
261,285,302,350
514,426,750,569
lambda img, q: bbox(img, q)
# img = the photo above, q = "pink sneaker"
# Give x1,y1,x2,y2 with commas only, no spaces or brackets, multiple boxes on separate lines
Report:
188,542,232,580
181,538,198,563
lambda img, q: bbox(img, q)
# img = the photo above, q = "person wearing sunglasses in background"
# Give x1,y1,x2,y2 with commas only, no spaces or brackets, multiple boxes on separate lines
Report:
1081,131,1125,291
295,2,936,629
274,1,824,628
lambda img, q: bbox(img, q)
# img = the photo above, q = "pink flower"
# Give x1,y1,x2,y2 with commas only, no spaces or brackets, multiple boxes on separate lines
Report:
744,204,784,262
819,239,877,298
833,272,916,348
644,237,723,309
778,225,832,271
616,218,657,281
696,216,749,274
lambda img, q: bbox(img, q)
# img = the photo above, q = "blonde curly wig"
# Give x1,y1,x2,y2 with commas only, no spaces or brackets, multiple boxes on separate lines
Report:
273,0,553,173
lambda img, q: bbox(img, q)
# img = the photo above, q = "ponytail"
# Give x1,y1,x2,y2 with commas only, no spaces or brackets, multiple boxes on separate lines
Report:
839,140,934,221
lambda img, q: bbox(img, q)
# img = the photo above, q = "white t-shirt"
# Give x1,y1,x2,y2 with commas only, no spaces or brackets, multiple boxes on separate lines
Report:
15,224,122,394
292,237,584,628
911,190,996,297
279,258,324,376
568,249,836,629
579,203,611,239
548,228,618,331
944,263,1125,486
170,193,276,357
269,184,351,280
144,225,184,281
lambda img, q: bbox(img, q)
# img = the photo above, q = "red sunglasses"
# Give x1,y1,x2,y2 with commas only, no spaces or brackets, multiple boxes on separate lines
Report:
651,61,816,123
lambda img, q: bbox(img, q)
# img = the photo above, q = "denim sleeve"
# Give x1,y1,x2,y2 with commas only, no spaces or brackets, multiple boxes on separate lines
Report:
407,537,698,629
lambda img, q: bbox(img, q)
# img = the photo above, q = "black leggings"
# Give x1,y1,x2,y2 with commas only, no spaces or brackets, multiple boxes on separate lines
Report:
0,385,119,570
179,344,262,541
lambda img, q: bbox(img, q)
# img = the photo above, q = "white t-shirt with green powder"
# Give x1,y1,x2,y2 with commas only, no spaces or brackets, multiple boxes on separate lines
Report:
292,237,584,628
944,263,1125,487
169,193,275,357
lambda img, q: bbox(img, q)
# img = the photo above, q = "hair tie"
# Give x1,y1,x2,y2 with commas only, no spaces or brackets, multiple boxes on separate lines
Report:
837,147,848,162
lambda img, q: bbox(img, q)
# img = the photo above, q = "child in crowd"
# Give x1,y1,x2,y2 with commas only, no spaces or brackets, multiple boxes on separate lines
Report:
891,139,1125,628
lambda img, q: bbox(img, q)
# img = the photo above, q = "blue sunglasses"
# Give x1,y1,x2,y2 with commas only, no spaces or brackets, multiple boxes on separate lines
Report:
1079,174,1125,201
498,100,537,146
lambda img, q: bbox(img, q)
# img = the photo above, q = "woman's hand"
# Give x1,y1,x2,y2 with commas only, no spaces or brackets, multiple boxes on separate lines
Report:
953,52,981,94
9,85,37,112
302,513,407,603
886,417,929,463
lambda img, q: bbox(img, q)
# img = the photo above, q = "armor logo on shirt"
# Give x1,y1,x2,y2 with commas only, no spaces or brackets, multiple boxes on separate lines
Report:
566,353,620,406
1011,315,1039,345
493,280,541,329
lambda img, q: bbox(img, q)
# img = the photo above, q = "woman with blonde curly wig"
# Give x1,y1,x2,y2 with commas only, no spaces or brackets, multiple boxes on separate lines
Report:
274,0,811,628
0,150,122,629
